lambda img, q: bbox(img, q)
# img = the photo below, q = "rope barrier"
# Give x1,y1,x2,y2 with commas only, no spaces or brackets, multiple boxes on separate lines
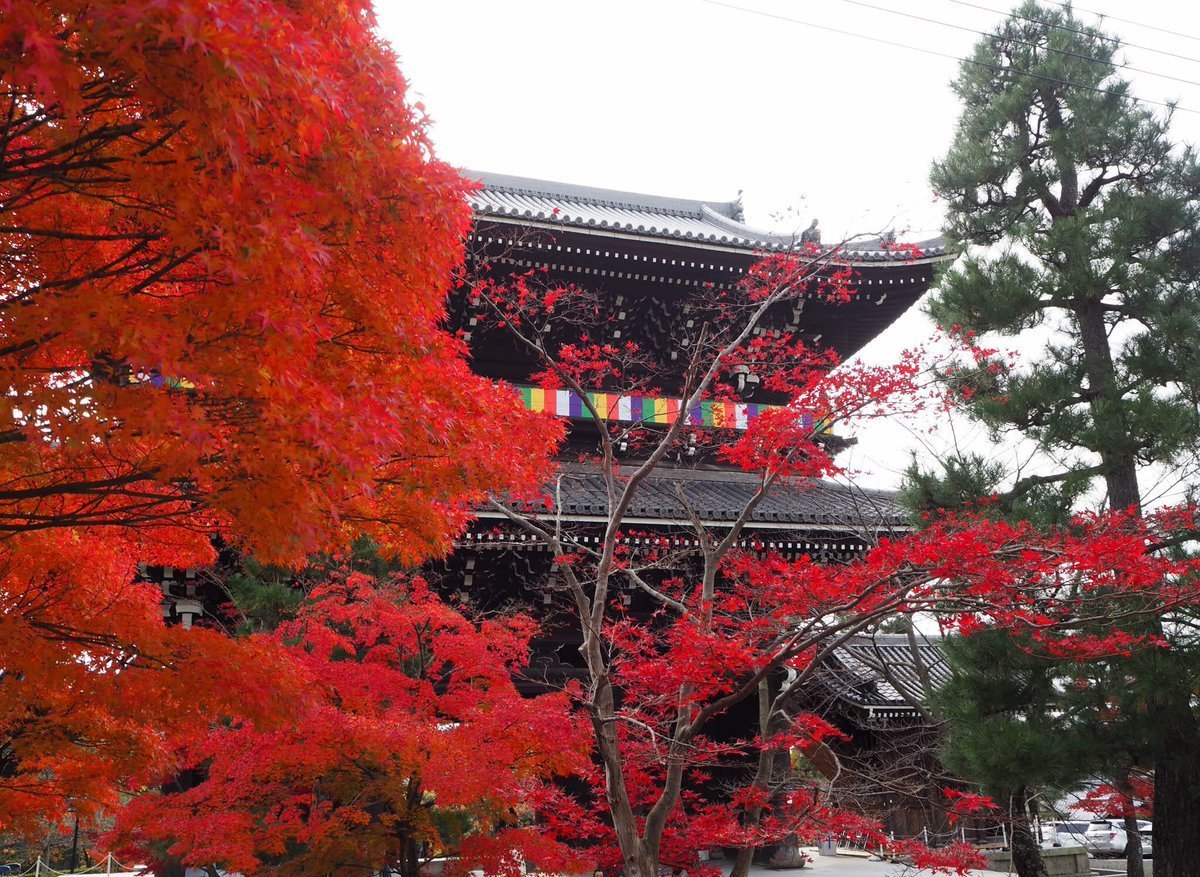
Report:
27,854,143,877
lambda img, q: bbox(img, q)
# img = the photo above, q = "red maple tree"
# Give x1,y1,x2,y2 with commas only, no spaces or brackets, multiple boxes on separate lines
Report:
108,570,590,877
0,0,558,831
0,532,300,836
474,251,1200,877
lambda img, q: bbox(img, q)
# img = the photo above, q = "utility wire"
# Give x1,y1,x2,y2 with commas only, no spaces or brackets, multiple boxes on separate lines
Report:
699,0,961,65
948,0,1200,66
697,0,1200,115
844,0,1200,90
1039,0,1200,46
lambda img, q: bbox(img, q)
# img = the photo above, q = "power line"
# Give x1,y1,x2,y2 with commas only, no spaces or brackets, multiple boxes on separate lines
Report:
1038,0,1200,47
699,0,963,65
696,0,1200,115
947,0,1200,66
843,0,1200,90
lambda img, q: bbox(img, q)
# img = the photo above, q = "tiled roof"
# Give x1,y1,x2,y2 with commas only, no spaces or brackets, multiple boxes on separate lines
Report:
509,465,909,530
468,171,948,262
820,634,950,710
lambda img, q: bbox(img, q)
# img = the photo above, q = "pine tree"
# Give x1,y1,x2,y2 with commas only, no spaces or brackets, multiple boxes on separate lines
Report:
926,4,1200,876
932,632,1090,877
931,1,1200,515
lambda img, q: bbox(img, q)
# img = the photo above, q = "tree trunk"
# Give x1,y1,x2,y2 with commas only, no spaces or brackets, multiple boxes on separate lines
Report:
591,681,658,877
1074,296,1141,514
154,858,186,877
730,679,774,877
731,845,756,877
154,770,203,877
621,849,658,877
397,837,422,877
1008,790,1048,877
68,817,80,872
1071,287,1195,877
1153,748,1200,877
1122,812,1146,877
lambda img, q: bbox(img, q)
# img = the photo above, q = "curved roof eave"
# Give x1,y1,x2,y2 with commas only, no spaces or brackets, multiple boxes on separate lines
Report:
468,170,952,266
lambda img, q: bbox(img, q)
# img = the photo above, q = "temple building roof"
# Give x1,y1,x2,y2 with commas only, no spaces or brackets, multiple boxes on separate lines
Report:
458,171,950,370
468,171,948,263
818,633,950,714
482,464,909,533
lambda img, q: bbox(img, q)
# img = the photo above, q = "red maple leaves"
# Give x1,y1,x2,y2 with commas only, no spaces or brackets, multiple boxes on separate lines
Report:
108,572,590,877
470,221,1200,877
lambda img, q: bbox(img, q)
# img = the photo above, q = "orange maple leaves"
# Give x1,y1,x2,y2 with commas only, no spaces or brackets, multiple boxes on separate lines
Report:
0,0,558,564
0,0,559,833
0,532,302,835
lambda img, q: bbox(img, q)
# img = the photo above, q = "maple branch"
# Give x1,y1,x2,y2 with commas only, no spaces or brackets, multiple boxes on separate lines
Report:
622,567,687,615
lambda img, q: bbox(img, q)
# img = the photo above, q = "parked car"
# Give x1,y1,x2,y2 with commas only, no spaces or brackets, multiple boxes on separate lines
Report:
1084,819,1153,858
1042,820,1095,851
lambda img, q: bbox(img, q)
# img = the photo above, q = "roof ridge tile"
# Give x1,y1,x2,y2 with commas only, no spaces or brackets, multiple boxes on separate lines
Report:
468,170,948,261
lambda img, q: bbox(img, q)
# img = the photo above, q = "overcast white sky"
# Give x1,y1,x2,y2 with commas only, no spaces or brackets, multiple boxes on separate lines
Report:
377,0,1200,491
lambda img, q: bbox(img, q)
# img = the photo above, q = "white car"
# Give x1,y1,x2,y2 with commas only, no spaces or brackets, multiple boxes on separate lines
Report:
1084,819,1152,858
1042,820,1095,851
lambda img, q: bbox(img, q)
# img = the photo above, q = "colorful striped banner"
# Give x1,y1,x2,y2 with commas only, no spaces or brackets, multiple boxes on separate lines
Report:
515,385,826,432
